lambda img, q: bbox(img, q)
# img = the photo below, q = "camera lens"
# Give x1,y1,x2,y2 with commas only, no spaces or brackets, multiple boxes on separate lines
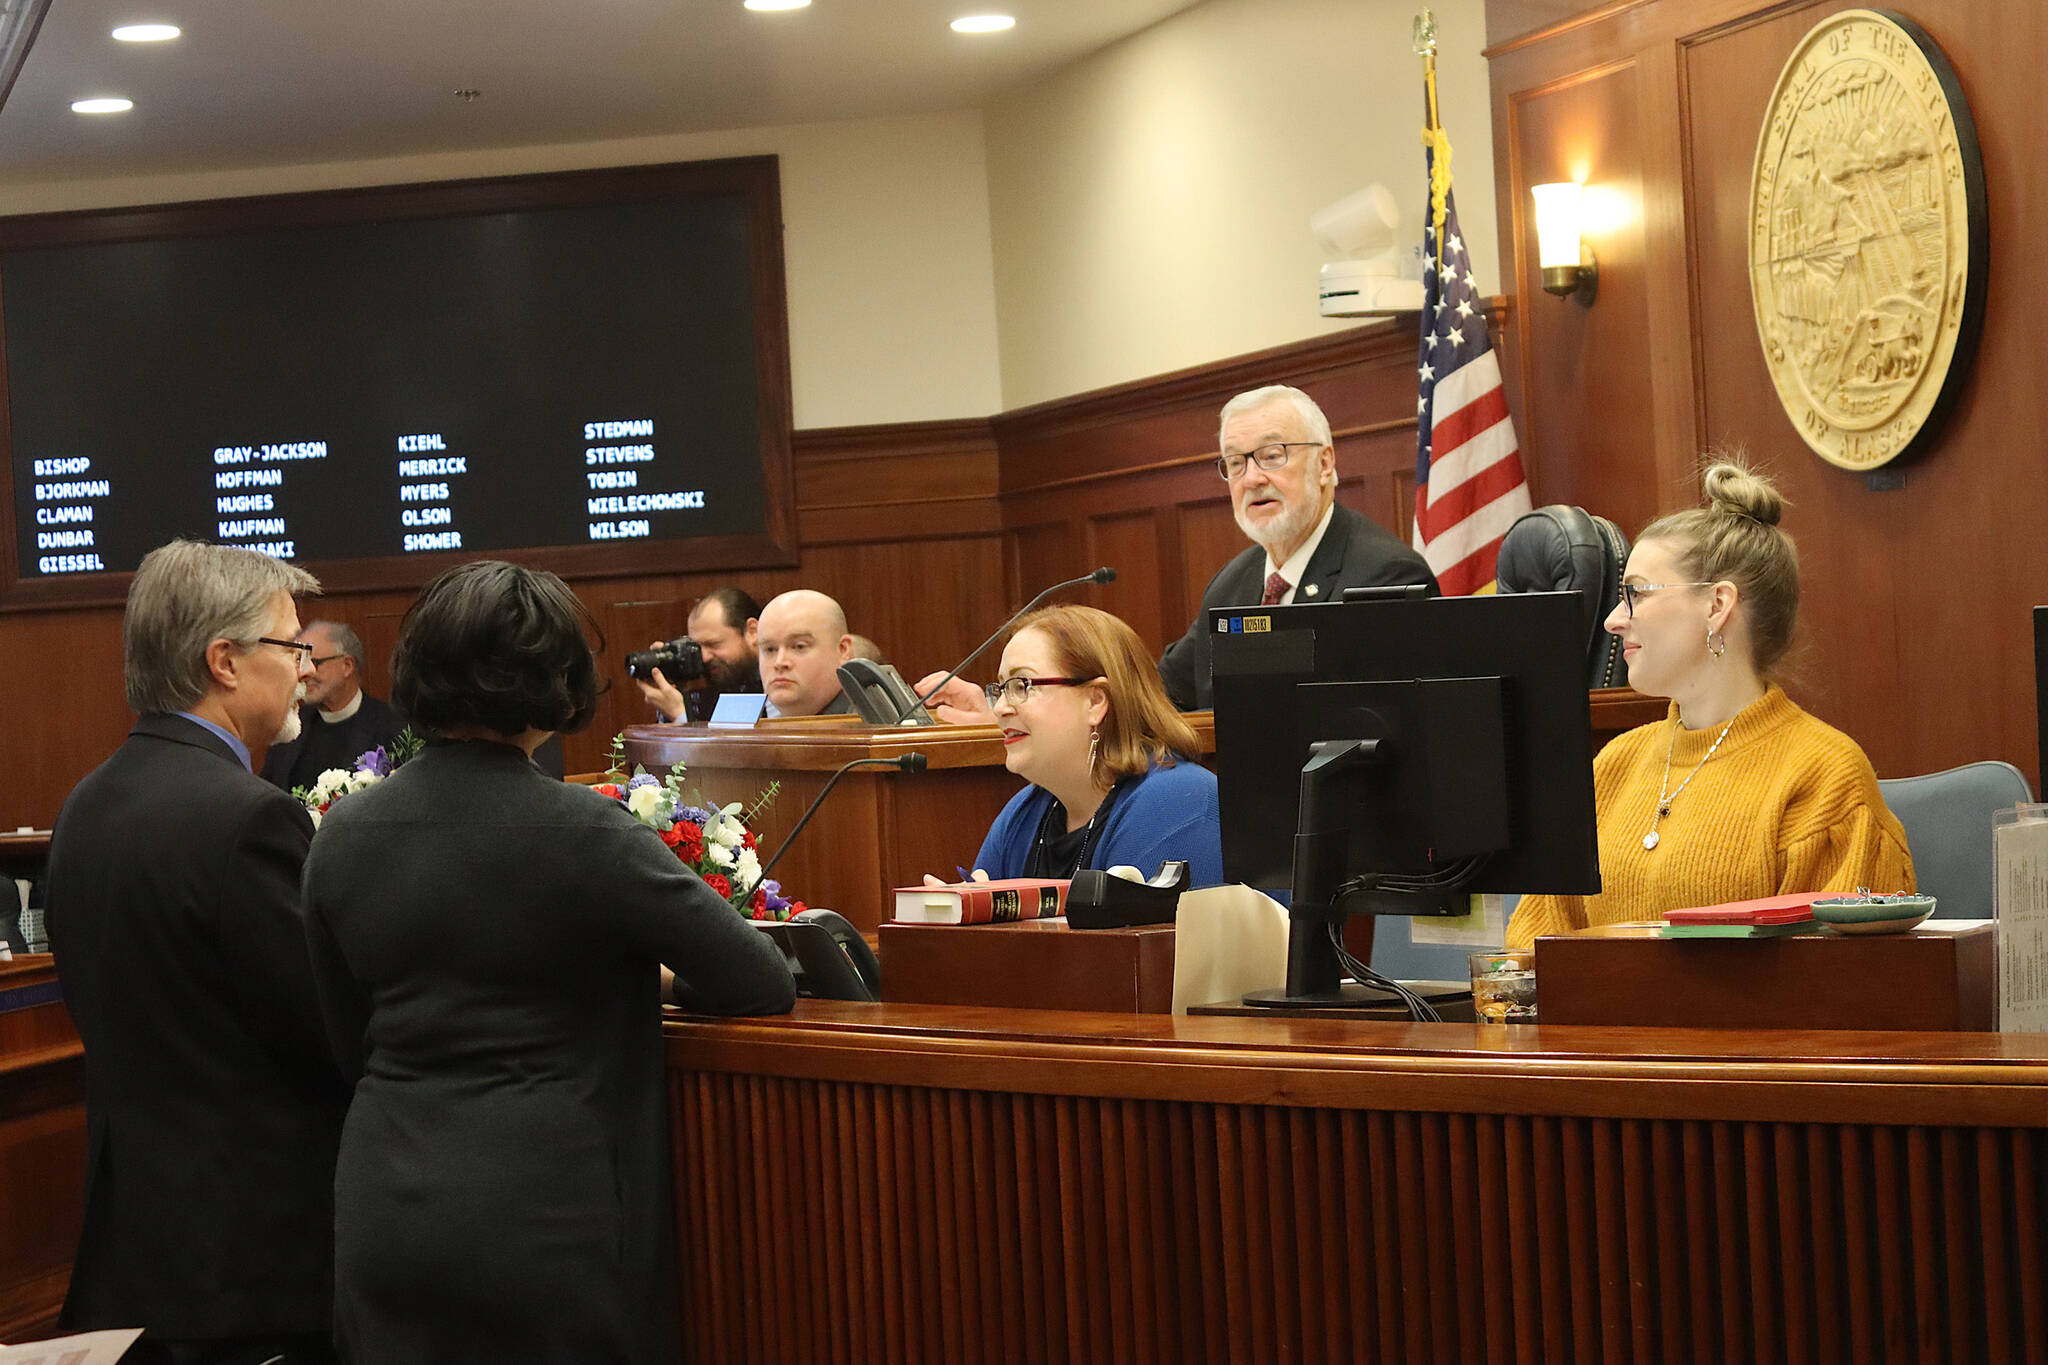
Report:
626,638,706,683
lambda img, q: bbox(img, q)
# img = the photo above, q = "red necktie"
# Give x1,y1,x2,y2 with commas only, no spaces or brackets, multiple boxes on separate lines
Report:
1260,572,1289,606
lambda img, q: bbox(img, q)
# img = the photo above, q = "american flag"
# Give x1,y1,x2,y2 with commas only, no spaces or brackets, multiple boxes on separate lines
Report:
1413,159,1531,596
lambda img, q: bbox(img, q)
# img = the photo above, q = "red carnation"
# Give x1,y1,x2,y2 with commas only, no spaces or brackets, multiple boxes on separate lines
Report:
658,823,686,847
594,784,624,800
703,873,732,899
673,827,706,863
750,887,768,913
742,829,758,851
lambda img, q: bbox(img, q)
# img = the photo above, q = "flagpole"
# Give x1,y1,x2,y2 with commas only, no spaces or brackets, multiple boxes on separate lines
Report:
1414,10,1451,271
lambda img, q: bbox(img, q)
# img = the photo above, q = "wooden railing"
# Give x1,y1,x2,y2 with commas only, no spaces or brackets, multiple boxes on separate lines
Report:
666,1004,2048,1365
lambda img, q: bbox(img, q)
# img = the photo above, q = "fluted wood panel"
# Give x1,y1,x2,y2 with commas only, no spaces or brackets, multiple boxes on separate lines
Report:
671,1072,2048,1365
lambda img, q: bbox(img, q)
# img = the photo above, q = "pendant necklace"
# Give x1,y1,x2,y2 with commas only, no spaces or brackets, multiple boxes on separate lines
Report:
1643,713,1738,851
1031,779,1126,877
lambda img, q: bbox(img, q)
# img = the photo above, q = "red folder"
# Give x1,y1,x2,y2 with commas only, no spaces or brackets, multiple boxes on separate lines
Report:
1664,892,1823,926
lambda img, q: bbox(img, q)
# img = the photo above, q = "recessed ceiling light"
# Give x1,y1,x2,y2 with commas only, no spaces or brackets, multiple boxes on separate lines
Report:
743,0,811,10
111,24,181,42
71,97,134,114
950,14,1016,32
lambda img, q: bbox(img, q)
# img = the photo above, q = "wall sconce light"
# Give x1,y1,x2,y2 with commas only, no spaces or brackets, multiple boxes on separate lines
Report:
1531,181,1598,303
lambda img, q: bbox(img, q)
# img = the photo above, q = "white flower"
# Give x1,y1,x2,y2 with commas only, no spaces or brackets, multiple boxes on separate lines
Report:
627,785,669,824
707,814,745,849
705,841,736,868
309,768,353,804
735,847,761,886
307,807,323,829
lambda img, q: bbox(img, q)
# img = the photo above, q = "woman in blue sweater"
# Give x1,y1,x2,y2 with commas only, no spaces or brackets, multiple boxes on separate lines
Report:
964,605,1223,887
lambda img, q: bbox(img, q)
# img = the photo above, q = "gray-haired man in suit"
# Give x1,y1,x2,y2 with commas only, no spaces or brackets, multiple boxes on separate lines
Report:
1155,384,1438,710
46,539,347,1365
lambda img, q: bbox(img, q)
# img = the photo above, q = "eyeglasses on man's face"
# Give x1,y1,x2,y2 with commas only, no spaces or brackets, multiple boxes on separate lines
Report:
250,636,316,663
1617,582,1715,619
984,676,1096,709
1215,441,1322,482
309,653,347,669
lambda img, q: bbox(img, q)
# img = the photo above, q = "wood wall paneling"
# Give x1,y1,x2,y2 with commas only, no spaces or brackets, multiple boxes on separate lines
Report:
1489,0,2048,789
1084,511,1167,647
1507,59,1665,536
1175,501,1246,634
0,608,128,833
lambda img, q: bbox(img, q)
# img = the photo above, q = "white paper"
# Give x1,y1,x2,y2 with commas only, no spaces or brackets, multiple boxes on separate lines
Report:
1170,884,1290,1013
0,1327,144,1363
1408,892,1507,946
1993,807,2048,1033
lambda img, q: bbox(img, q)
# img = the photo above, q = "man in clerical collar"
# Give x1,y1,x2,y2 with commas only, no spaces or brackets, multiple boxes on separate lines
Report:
1155,384,1438,710
261,619,404,792
45,538,348,1362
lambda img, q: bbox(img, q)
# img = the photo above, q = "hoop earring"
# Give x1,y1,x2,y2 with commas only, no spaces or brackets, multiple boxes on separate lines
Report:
1707,628,1727,659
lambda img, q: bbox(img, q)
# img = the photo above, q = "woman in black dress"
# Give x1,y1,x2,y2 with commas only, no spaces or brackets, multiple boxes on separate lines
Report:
302,561,795,1364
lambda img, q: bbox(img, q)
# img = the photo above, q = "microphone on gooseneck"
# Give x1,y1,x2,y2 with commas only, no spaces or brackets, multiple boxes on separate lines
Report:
907,566,1116,721
746,752,928,896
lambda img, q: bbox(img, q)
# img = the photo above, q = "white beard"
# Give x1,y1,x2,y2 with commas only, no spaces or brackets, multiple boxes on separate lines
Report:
273,685,307,746
1236,492,1321,562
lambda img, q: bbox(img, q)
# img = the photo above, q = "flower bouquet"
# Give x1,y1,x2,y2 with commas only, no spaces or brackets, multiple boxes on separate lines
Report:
593,753,806,921
293,729,423,827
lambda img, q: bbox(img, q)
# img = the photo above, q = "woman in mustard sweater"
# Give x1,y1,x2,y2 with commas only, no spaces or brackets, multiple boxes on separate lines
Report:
1506,462,1913,950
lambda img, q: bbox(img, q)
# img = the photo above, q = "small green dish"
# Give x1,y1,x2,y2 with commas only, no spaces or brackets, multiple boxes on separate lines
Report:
1810,894,1936,935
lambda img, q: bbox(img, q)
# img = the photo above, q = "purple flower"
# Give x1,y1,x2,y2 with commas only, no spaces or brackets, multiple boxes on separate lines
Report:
678,805,714,826
355,745,392,778
627,773,660,792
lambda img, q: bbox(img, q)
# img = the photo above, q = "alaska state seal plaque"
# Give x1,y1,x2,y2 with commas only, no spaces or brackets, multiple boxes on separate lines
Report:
1748,10,1985,470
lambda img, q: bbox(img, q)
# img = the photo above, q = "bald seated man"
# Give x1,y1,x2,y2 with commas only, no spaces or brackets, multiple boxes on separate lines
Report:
756,590,857,718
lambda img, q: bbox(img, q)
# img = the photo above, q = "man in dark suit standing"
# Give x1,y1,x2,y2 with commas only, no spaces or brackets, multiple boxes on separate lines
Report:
261,620,404,792
46,539,348,1365
1156,385,1438,710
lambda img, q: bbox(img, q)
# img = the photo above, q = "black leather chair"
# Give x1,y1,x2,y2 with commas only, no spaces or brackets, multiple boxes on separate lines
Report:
1495,505,1631,688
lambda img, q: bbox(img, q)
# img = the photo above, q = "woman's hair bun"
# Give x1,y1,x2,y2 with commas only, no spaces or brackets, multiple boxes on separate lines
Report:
1701,460,1785,527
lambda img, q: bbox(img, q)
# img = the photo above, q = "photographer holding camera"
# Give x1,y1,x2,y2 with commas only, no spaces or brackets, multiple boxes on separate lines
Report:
630,587,762,723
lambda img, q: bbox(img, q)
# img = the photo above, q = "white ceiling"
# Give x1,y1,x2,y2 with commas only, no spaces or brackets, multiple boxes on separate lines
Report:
0,0,1203,182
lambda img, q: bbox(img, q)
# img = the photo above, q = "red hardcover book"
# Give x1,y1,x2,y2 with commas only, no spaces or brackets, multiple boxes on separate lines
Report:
891,878,1070,925
1664,892,1824,925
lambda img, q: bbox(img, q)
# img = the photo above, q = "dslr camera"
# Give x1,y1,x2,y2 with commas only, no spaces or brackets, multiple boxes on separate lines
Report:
625,637,707,684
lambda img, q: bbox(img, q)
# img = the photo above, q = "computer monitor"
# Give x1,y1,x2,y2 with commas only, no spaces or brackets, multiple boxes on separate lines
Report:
1210,589,1600,1007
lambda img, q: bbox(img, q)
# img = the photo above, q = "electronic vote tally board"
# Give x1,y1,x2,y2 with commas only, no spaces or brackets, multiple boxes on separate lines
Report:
3,180,780,586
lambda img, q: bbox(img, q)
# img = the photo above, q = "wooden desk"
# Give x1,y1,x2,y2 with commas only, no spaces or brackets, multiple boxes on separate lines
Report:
624,716,1215,934
665,1002,2048,1365
1538,921,1999,1030
880,920,1178,1013
0,956,84,1341
0,830,51,880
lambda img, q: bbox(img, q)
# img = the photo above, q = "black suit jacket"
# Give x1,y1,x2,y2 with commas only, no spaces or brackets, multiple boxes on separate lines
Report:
302,741,794,1361
260,691,405,792
46,713,349,1339
1157,503,1439,710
